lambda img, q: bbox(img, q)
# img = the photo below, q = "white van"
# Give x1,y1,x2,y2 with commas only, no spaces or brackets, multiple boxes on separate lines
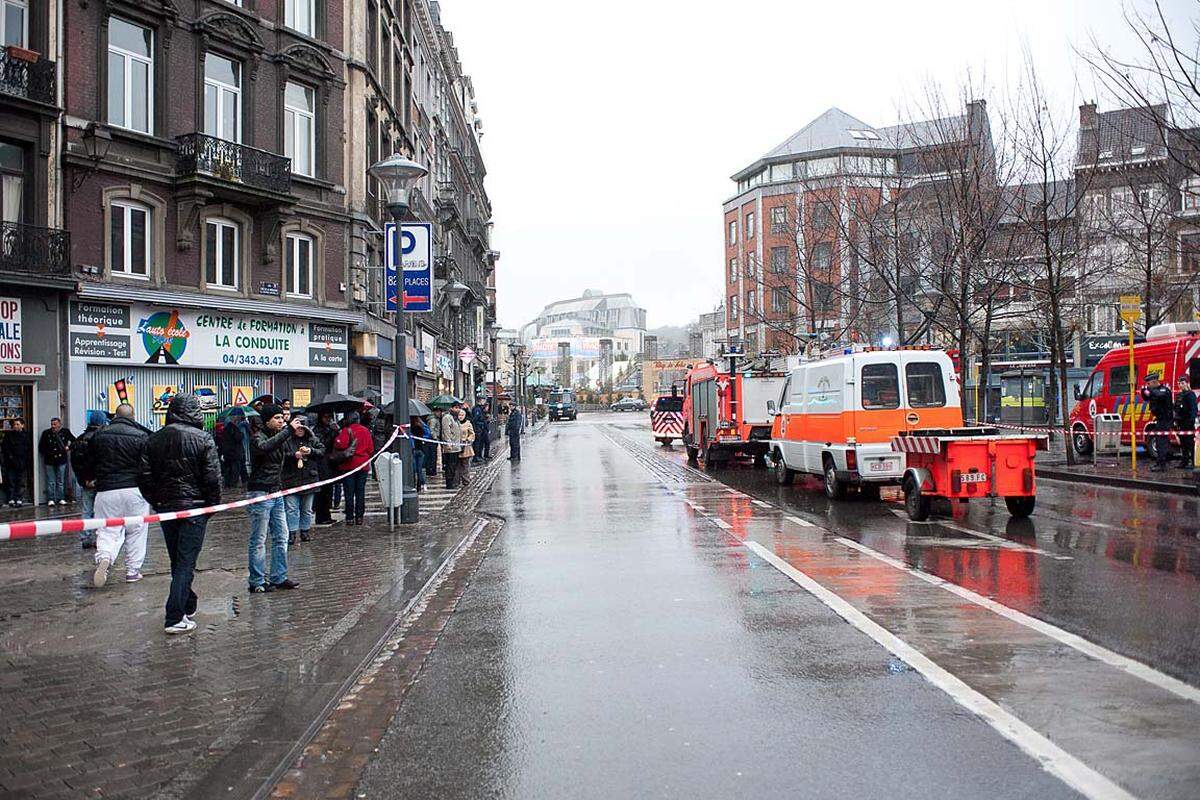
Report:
768,348,962,499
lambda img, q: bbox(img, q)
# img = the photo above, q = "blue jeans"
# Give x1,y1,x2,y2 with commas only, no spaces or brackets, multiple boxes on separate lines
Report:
341,472,368,520
247,491,289,587
44,463,65,502
412,448,427,488
284,492,314,532
163,517,207,626
80,487,97,544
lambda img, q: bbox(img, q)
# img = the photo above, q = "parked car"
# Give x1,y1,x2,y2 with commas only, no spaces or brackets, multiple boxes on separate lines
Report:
610,397,646,412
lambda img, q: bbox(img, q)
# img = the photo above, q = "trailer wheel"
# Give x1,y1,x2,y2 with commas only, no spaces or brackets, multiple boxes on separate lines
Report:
1071,425,1093,457
774,453,795,486
823,457,848,500
1005,496,1036,518
903,477,931,521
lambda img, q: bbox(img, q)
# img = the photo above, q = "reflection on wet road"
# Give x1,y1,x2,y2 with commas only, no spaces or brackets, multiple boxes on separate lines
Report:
358,414,1200,800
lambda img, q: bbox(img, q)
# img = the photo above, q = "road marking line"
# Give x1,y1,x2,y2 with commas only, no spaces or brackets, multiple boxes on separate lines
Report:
888,508,1070,560
711,518,732,529
831,535,1200,707
784,515,814,527
751,500,773,508
740,538,1136,800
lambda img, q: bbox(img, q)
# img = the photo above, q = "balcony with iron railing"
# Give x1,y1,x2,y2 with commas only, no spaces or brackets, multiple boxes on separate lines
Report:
176,133,292,200
0,47,56,107
0,221,71,277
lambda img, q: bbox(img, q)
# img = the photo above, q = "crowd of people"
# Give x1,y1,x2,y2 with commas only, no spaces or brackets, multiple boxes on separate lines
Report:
0,391,526,636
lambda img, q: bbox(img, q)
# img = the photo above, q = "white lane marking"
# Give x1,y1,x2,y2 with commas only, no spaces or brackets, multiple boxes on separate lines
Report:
751,500,773,509
711,518,732,530
833,535,1200,707
785,515,814,527
740,539,1136,800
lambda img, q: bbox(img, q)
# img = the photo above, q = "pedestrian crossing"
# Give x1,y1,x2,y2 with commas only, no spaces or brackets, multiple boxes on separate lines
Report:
362,477,463,517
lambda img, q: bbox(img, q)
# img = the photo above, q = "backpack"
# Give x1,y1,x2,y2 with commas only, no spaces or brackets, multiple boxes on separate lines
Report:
328,431,358,465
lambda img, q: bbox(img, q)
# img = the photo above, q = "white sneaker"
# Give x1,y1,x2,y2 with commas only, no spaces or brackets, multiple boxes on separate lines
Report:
93,557,111,588
125,571,143,583
164,618,197,635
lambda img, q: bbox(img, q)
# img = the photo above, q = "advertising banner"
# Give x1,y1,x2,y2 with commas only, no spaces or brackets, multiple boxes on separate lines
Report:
231,385,255,406
151,384,177,415
69,302,348,373
0,298,21,363
529,337,601,360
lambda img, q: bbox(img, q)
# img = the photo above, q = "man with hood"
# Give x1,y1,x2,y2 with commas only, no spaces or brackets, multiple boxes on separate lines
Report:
70,410,109,548
138,394,222,635
2,419,31,507
90,404,152,587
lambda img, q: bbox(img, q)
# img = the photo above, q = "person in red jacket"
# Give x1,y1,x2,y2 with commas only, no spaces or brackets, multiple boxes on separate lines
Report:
331,411,374,525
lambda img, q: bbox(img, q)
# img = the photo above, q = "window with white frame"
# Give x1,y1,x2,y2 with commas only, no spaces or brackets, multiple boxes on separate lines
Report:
746,291,757,315
284,82,315,176
746,211,755,238
285,232,313,297
729,295,738,319
770,246,788,274
772,287,789,314
728,220,737,245
728,257,738,283
107,17,153,134
203,54,241,142
1184,180,1200,211
771,206,787,234
284,0,314,36
109,200,151,278
2,0,27,47
204,217,239,289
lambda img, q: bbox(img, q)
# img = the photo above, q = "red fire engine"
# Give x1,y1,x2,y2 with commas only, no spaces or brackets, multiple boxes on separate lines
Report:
682,353,786,469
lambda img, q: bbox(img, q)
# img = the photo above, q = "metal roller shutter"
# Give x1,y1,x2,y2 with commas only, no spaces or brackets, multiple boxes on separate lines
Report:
85,366,269,430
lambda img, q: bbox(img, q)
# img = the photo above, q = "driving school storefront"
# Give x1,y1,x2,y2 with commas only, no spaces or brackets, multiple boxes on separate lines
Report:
66,300,349,431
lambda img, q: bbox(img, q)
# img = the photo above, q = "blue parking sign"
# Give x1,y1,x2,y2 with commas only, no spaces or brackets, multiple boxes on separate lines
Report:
385,222,433,313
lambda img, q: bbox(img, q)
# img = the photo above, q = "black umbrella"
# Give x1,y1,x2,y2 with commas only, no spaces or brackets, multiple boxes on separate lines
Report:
382,398,434,417
306,393,367,415
353,387,383,404
251,393,283,406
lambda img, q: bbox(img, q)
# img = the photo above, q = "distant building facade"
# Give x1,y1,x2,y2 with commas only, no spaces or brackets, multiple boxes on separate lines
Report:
521,289,647,387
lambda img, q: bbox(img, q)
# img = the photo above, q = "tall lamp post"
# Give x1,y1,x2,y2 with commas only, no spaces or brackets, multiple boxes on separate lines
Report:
443,273,469,398
508,340,524,419
368,153,428,525
485,320,501,433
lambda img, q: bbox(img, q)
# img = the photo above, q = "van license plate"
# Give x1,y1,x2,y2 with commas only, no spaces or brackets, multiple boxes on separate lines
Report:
869,460,896,472
961,472,988,483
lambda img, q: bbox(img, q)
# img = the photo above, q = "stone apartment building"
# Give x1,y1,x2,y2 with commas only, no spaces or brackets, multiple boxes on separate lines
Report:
722,101,992,355
60,0,355,428
344,0,496,402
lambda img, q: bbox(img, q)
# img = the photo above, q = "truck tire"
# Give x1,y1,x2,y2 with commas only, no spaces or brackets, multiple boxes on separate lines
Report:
774,453,795,486
823,457,848,500
1072,425,1093,457
1005,496,1036,518
903,477,931,521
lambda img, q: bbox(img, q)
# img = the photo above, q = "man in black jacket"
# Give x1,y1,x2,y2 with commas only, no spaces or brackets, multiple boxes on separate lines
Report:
71,410,109,548
246,404,303,593
38,417,74,505
312,411,339,525
1175,376,1198,469
138,394,222,635
1141,373,1174,471
91,404,152,588
2,419,31,507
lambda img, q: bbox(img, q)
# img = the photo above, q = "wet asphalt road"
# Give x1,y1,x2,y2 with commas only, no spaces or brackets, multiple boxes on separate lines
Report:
355,413,1200,799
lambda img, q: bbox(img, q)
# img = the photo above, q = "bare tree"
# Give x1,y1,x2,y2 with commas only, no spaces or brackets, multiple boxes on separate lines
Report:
1006,54,1099,464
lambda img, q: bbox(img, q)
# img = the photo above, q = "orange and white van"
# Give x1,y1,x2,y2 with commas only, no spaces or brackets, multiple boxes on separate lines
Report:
768,347,962,498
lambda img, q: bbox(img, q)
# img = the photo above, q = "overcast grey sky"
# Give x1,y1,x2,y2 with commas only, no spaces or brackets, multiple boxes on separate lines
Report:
436,0,1175,330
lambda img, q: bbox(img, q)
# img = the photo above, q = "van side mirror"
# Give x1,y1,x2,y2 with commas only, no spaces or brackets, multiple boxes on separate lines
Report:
1073,385,1082,400
766,399,777,416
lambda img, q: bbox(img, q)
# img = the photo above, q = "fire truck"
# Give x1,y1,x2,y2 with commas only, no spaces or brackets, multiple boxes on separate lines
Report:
682,353,786,469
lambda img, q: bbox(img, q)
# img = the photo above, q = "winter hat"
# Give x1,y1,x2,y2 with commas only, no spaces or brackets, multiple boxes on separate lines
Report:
260,403,285,420
86,410,108,427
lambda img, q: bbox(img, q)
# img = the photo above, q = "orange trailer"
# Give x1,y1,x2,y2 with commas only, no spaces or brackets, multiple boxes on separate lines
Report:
890,427,1046,520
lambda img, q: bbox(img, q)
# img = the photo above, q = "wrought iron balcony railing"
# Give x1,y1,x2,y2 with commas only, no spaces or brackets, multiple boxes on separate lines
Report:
176,133,292,194
0,48,56,106
0,221,70,276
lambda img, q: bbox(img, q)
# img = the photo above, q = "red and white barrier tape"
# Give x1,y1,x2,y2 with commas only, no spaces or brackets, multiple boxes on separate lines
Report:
989,421,1196,439
0,424,405,543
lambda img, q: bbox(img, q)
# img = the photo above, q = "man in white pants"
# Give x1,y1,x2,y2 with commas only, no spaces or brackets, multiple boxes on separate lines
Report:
91,405,153,587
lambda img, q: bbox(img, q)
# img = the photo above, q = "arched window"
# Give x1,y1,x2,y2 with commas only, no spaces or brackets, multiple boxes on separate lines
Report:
204,216,239,289
285,231,313,297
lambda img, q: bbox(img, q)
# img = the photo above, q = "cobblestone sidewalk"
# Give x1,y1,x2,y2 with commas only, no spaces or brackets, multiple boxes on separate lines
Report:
0,451,510,799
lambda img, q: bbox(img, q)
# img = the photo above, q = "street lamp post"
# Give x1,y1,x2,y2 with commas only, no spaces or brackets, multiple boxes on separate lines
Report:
486,321,501,442
368,153,428,525
442,274,469,398
508,340,524,421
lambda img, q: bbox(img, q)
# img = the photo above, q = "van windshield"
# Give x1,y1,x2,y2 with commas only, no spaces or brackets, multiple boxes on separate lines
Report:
861,364,900,409
905,362,946,408
550,391,574,404
654,397,683,412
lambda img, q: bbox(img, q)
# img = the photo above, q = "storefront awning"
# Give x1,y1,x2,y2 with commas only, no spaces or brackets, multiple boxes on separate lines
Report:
77,283,363,325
